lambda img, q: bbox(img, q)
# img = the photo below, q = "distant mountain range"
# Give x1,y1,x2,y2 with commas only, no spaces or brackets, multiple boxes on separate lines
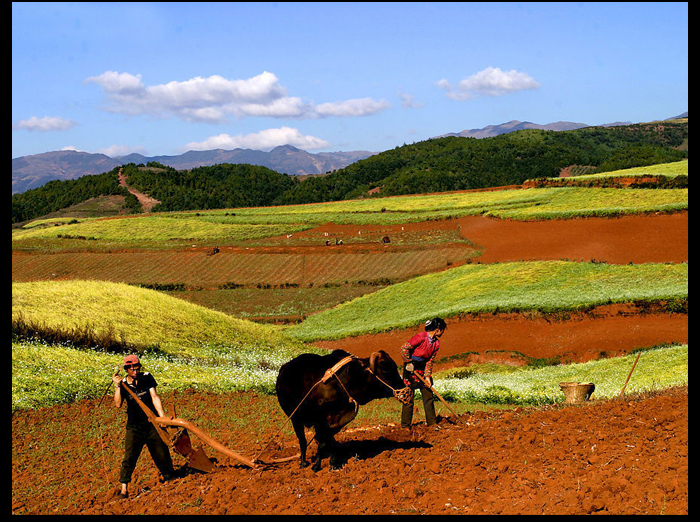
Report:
11,145,376,194
433,119,632,139
12,113,687,194
435,112,687,140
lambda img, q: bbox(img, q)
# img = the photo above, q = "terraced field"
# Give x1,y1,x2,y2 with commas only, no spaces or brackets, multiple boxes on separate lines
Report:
12,163,688,514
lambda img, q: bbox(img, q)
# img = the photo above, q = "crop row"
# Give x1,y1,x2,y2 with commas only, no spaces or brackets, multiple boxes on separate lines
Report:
11,245,474,288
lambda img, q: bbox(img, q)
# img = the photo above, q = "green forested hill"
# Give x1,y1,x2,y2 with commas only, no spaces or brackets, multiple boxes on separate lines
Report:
274,121,688,204
124,162,297,212
12,120,687,223
11,168,140,224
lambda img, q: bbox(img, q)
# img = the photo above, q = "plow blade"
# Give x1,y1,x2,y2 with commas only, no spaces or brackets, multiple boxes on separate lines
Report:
187,446,215,473
156,417,257,469
171,427,215,472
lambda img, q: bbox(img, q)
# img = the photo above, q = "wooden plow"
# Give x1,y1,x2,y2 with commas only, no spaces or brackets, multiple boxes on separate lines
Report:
118,381,296,472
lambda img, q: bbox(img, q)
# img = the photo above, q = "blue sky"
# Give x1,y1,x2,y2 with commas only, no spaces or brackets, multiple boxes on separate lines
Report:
12,2,688,159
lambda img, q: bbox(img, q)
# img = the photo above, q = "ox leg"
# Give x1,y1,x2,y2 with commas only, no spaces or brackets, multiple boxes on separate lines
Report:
311,429,326,472
292,419,310,468
312,427,342,472
312,424,334,472
328,433,342,470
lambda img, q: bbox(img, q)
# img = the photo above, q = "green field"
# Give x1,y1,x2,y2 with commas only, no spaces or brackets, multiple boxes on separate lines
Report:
13,172,688,252
435,345,688,405
11,162,688,412
285,261,688,341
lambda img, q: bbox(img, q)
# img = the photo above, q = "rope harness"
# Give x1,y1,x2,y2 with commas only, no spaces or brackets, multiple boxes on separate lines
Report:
284,355,411,422
321,355,360,412
254,354,412,463
323,355,413,406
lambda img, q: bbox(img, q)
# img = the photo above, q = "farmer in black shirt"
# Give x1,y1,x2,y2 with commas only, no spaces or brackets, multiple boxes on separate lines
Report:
112,354,174,498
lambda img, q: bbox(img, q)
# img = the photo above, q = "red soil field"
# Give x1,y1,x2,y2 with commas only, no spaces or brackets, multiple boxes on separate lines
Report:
11,211,688,514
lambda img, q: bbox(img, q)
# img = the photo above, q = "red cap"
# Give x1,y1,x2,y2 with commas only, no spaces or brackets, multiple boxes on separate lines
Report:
124,354,140,366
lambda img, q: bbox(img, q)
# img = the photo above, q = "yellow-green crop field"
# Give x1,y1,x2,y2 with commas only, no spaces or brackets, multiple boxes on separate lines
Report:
11,162,689,410
286,261,688,341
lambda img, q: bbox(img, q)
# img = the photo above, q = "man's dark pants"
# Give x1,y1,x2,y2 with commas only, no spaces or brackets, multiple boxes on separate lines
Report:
119,423,174,484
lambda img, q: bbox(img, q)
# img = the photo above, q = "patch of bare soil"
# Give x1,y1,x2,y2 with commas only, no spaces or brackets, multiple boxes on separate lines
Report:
12,387,688,515
455,211,688,265
315,303,688,369
118,168,160,213
11,211,687,515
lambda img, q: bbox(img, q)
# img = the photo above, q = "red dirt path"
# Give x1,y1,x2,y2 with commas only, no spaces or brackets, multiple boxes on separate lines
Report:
315,303,688,370
11,211,688,515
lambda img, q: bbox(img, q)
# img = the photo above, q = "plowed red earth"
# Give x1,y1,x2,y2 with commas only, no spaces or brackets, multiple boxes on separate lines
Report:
12,211,688,515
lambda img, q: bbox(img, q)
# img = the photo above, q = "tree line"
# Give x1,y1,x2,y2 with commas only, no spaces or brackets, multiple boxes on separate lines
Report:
11,168,140,224
273,121,688,204
12,121,687,223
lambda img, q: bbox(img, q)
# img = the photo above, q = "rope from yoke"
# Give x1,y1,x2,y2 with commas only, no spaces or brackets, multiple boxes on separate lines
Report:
255,355,411,463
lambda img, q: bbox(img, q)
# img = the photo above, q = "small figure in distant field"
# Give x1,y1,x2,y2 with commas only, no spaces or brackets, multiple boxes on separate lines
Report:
400,318,447,428
112,354,174,498
382,236,390,244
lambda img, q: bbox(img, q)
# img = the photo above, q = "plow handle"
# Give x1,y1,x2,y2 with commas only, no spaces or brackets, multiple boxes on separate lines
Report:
412,371,467,425
118,382,257,468
117,381,173,447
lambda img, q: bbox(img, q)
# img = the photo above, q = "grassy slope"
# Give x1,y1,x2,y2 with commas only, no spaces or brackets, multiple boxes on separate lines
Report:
11,280,319,411
284,261,688,341
12,280,305,357
11,162,689,410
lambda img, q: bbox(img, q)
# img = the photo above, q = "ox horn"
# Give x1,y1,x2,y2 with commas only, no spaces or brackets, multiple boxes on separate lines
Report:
369,351,380,373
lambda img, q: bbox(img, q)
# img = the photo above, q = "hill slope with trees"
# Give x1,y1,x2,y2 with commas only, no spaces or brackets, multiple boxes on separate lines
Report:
12,120,687,223
275,120,688,204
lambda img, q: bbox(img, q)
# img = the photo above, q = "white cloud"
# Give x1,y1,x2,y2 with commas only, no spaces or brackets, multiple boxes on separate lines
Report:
183,127,331,151
84,71,145,93
98,144,148,157
315,97,391,117
438,67,540,100
13,116,77,132
84,71,390,123
398,90,424,109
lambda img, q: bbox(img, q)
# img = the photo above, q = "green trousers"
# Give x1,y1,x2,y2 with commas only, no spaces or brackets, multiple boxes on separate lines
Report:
400,370,437,427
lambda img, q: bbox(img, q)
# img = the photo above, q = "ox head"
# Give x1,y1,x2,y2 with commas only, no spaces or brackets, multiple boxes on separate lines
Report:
367,350,412,403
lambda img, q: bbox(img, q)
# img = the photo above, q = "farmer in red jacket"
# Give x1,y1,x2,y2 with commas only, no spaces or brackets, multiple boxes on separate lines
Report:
400,317,447,428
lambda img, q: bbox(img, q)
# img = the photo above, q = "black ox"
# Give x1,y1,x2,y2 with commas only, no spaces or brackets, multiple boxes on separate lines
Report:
276,349,406,471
